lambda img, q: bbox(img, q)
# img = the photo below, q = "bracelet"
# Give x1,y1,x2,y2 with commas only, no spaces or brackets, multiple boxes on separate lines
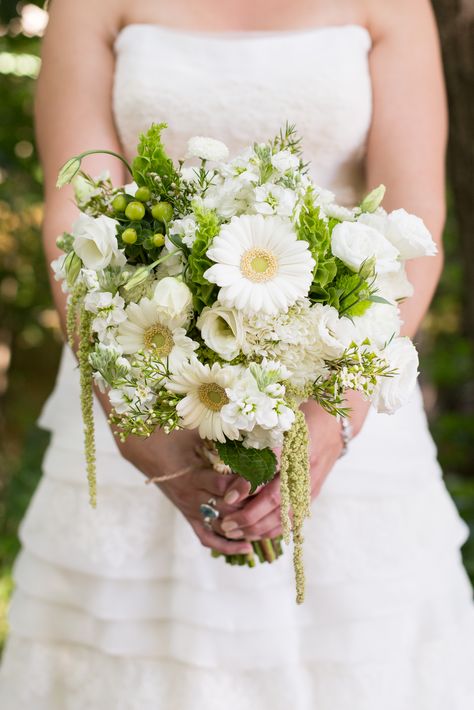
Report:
338,417,353,458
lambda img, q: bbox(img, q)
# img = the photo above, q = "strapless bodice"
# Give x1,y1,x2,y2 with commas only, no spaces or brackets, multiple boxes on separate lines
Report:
112,24,372,204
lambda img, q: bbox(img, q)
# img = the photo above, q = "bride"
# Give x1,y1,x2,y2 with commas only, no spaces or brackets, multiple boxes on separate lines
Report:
1,0,474,707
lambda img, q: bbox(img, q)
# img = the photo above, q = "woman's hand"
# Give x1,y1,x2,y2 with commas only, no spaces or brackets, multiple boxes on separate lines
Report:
117,427,253,556
219,393,371,541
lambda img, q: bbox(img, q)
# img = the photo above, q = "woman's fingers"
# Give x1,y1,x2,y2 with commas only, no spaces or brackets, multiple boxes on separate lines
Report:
220,476,281,534
222,476,252,505
190,520,253,555
191,468,233,497
224,507,282,540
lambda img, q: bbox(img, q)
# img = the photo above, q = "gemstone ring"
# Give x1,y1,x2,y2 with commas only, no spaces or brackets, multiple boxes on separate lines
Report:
199,498,220,530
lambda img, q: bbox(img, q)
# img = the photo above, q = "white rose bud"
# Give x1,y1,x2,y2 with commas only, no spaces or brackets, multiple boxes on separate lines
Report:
186,136,229,162
73,214,126,270
385,208,437,260
153,277,193,327
197,305,245,361
331,221,400,274
360,184,386,213
372,337,419,414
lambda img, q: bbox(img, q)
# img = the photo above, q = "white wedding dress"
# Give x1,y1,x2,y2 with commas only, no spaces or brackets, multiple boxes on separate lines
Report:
1,23,474,710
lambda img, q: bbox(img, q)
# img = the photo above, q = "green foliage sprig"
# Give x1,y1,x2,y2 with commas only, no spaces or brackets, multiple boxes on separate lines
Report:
186,206,220,312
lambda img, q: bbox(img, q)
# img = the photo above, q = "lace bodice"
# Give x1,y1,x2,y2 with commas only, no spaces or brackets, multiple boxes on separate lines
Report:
113,23,372,205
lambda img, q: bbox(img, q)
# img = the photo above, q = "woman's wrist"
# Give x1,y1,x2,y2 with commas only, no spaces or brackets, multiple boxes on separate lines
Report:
343,389,371,439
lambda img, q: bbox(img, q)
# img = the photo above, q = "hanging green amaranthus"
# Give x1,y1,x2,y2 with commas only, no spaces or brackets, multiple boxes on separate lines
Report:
280,401,311,604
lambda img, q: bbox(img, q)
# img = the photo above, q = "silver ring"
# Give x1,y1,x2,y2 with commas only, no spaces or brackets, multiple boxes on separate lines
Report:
199,497,220,530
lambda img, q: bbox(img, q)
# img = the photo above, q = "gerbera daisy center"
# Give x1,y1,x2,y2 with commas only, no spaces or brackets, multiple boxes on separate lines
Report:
198,382,229,412
240,248,278,283
143,323,174,357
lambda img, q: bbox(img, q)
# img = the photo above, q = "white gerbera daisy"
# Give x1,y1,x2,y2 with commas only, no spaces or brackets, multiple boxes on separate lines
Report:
204,214,315,315
166,361,241,442
116,297,197,371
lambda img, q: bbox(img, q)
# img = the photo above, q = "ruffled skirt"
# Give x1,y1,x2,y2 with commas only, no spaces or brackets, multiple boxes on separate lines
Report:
1,346,474,709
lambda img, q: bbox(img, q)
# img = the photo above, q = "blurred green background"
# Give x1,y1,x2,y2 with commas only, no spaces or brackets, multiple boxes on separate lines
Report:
0,2,473,653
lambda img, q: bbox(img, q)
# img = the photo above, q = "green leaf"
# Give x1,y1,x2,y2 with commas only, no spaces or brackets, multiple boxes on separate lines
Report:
369,294,392,305
216,441,277,493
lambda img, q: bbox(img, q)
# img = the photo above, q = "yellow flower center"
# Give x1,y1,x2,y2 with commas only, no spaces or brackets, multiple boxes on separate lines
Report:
143,323,174,357
240,248,278,283
198,382,229,412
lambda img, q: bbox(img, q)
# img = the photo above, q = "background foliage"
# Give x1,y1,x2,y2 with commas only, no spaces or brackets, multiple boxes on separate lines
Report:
0,2,473,651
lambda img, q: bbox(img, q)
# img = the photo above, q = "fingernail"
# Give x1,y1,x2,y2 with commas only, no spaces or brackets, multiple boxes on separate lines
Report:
226,529,244,538
221,519,239,532
224,490,239,504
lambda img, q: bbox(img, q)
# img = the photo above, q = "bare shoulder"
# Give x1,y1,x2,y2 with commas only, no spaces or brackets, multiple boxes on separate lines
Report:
363,0,440,45
45,0,126,46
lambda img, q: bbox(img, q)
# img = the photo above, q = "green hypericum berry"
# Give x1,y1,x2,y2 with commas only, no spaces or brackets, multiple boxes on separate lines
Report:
111,194,128,212
122,227,138,244
125,201,146,221
135,186,151,202
152,233,165,247
151,202,173,222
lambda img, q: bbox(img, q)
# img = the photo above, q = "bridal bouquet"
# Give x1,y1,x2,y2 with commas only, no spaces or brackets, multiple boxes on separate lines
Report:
54,123,436,602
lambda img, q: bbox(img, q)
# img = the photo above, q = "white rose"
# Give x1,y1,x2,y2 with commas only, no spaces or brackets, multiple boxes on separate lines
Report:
197,304,245,361
360,208,436,260
331,221,400,274
374,265,414,304
186,136,229,162
385,208,437,259
352,303,402,349
372,337,419,414
73,214,125,270
270,150,299,172
312,304,353,358
153,277,193,327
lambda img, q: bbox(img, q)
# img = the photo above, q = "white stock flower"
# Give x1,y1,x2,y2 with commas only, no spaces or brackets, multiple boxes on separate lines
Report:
204,214,315,315
254,184,297,217
221,368,295,439
166,361,240,442
271,150,299,172
153,277,193,328
197,304,246,361
116,296,198,370
84,291,126,344
374,265,414,304
201,176,254,218
81,269,100,291
73,214,125,270
186,136,229,162
372,337,419,414
109,384,156,415
169,216,197,248
331,221,400,274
